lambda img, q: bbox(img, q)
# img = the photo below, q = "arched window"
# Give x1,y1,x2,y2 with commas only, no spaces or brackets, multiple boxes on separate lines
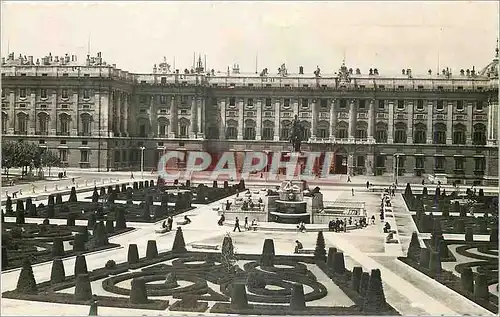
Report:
206,126,219,139
137,118,149,137
414,123,426,144
226,120,238,140
244,119,256,140
473,123,486,145
2,112,8,134
355,121,368,139
452,124,466,144
336,121,348,139
433,123,446,144
59,113,71,135
262,120,274,140
394,122,407,143
80,113,92,136
317,120,329,139
16,112,28,135
280,120,291,141
179,118,190,138
157,117,169,137
300,120,311,141
38,112,49,135
375,122,387,143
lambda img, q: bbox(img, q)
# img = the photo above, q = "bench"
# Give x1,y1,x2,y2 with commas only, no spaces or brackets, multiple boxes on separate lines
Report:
190,244,220,250
296,248,314,255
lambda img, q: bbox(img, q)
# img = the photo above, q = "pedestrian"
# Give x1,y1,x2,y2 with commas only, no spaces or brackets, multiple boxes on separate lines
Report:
233,217,241,232
352,188,355,196
347,176,351,183
244,216,249,230
88,294,98,316
294,240,303,253
218,214,225,226
130,172,134,179
366,181,370,189
371,215,375,225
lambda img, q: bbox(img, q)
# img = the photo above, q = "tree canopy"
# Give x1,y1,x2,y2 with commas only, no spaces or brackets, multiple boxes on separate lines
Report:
2,140,61,171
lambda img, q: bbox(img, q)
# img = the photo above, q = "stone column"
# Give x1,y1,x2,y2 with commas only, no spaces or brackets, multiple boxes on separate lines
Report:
446,101,453,144
365,153,374,176
169,95,177,138
274,99,280,141
28,92,36,135
190,97,196,138
407,101,413,143
116,91,122,135
348,99,356,140
201,98,206,137
293,99,299,117
330,99,336,140
220,99,226,140
150,95,157,138
7,90,15,134
311,99,317,140
97,91,108,137
71,91,78,135
237,98,244,140
123,93,129,136
368,99,375,140
256,98,262,140
197,98,204,138
387,100,394,144
426,101,434,144
466,102,473,145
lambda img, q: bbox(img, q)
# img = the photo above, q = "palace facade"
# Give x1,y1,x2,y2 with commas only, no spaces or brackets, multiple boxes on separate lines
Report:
1,50,498,185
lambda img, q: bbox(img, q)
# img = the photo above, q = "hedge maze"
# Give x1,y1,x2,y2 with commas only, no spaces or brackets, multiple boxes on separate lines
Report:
3,230,399,315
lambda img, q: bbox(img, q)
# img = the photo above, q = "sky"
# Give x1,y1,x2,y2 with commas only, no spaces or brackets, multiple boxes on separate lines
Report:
2,1,499,75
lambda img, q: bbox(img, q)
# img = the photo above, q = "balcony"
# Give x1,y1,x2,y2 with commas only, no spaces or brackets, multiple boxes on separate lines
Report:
57,131,70,136
473,170,485,176
434,168,446,174
453,169,465,175
36,131,49,135
78,132,92,136
14,130,28,135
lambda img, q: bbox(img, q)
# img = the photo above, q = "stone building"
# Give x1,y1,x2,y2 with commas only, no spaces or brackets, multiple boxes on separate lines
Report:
1,50,498,185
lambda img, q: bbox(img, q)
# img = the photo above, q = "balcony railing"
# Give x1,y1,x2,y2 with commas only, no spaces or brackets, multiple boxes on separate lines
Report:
473,170,485,176
78,132,92,136
453,169,465,175
14,130,27,135
56,131,70,136
36,131,49,135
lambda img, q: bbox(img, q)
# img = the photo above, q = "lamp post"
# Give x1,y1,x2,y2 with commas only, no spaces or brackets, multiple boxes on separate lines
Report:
394,153,400,185
140,146,146,179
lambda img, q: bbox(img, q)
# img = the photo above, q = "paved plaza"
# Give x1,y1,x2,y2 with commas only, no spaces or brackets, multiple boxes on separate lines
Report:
0,177,497,316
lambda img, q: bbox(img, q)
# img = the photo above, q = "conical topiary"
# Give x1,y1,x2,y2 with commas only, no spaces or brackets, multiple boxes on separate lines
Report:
25,197,33,212
52,237,65,256
261,239,275,267
289,283,306,310
473,273,489,300
351,266,363,292
50,257,66,284
171,227,187,253
16,200,25,214
407,232,421,261
326,247,337,268
73,234,86,252
429,251,441,276
66,213,76,226
314,231,327,262
5,196,13,215
460,267,473,293
419,248,430,268
115,208,126,230
454,218,465,233
146,240,158,259
130,278,148,304
363,269,386,313
87,213,97,228
92,187,99,203
28,204,37,217
230,283,248,309
465,226,474,242
2,246,8,269
68,187,78,202
74,274,92,301
359,272,370,296
127,244,139,264
15,207,25,225
16,258,37,294
333,252,346,274
47,204,55,218
105,219,114,234
56,193,63,205
490,227,498,243
74,255,88,276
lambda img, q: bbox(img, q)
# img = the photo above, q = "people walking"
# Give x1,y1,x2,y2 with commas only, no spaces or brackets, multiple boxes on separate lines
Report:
233,217,241,232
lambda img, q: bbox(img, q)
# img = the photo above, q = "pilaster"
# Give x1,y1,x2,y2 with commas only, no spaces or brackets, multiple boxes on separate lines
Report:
446,101,453,144
274,99,280,141
406,101,413,143
426,101,434,144
237,98,244,140
330,99,336,140
256,98,262,140
310,99,317,140
348,99,356,140
220,99,226,140
387,100,394,144
368,99,375,141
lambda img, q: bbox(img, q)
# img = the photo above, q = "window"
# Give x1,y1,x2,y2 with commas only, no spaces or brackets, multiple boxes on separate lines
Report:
417,85,424,90
358,100,366,110
436,100,444,111
355,129,367,139
83,89,90,99
179,125,188,137
80,150,89,163
160,95,167,104
283,99,290,108
301,98,309,108
474,157,485,171
336,128,348,139
397,100,405,110
456,100,464,111
414,124,426,144
140,95,147,103
262,126,274,140
357,156,365,167
40,88,47,99
19,88,26,98
244,127,255,140
1,113,7,133
433,124,447,144
416,100,424,111
476,101,484,111
139,124,146,137
452,125,466,144
59,114,71,135
38,113,49,135
59,149,68,162
16,113,28,134
265,98,272,107
159,123,167,136
318,128,328,139
62,104,69,109
455,157,465,170
473,124,486,145
161,77,167,84
375,155,385,168
247,99,254,108
434,157,445,170
229,97,236,107
82,140,88,145
375,129,387,143
280,123,290,141
60,140,66,145
415,156,425,169
226,127,237,139
339,99,347,109
378,100,385,110
39,140,45,144
62,89,68,99
394,123,407,143
320,99,328,110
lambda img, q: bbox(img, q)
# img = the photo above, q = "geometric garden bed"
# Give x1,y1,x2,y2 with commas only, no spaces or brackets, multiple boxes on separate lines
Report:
3,229,400,315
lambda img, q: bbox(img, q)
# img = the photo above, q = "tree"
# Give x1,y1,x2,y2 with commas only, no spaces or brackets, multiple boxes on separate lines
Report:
314,231,326,262
221,234,237,273
2,141,60,178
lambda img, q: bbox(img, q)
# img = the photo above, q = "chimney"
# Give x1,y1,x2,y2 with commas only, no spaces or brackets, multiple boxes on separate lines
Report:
374,68,379,75
97,52,102,58
402,69,405,75
299,66,304,74
28,56,33,64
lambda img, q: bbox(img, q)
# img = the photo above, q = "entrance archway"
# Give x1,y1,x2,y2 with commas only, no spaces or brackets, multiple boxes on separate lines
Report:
333,148,348,174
